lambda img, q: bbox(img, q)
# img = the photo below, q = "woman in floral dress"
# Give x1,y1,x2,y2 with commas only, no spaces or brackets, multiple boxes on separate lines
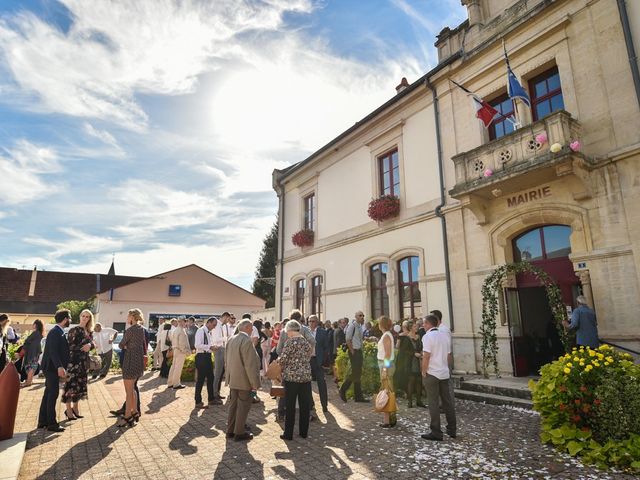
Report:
62,309,95,420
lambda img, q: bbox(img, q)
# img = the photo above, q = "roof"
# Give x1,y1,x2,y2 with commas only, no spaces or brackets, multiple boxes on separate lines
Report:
0,267,142,312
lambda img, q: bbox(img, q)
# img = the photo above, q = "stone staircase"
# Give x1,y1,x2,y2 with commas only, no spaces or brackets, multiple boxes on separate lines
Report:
452,376,534,409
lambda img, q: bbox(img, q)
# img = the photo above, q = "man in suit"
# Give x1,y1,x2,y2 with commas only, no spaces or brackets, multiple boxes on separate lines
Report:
38,309,71,432
308,315,329,413
225,319,261,441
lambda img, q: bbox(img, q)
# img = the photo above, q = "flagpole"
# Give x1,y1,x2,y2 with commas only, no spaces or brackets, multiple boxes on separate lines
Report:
503,39,520,131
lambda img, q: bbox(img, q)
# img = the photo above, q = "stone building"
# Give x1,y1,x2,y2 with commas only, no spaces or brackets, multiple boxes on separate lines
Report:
273,0,640,375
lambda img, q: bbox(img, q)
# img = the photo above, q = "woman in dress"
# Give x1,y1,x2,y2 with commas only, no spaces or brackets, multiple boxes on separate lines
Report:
377,316,397,428
62,309,95,420
117,308,146,427
158,322,172,378
21,319,44,387
252,319,268,375
277,320,313,440
261,322,272,374
269,322,281,363
394,320,425,408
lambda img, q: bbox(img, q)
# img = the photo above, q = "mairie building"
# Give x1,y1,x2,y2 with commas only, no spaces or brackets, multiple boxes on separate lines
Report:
272,0,640,375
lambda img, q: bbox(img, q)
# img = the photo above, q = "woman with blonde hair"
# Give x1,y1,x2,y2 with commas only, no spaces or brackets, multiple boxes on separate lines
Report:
62,309,95,420
394,320,425,408
117,308,145,427
377,316,397,428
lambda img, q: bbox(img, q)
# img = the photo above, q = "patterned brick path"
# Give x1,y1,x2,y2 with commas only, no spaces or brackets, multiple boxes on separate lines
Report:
14,372,633,479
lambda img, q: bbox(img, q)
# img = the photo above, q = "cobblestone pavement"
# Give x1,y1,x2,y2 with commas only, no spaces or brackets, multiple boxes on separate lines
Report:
14,372,635,480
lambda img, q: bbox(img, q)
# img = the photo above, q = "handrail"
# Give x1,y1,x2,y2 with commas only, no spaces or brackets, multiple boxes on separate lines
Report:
600,339,640,356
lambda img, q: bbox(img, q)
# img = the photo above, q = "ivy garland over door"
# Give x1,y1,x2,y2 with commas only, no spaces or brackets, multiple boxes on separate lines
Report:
480,261,570,378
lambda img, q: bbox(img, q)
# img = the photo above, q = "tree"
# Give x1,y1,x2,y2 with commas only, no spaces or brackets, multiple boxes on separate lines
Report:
252,219,278,308
56,298,95,323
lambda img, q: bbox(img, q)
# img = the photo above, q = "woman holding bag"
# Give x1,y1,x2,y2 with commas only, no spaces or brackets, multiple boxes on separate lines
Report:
376,316,397,428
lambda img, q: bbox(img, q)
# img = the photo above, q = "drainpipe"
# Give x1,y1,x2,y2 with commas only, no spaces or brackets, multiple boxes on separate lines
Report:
426,76,455,332
617,0,640,110
273,173,286,321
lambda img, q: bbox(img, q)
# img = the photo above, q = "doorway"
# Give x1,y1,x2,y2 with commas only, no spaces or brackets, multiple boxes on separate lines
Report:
507,225,579,376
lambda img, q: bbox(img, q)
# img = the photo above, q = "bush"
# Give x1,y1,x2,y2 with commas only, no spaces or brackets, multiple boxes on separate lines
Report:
530,345,640,472
335,341,380,398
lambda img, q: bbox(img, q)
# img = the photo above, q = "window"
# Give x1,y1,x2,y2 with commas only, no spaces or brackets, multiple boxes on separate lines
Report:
398,256,421,319
378,149,400,197
295,278,306,314
168,284,182,296
529,67,564,121
303,193,315,231
513,225,571,262
489,94,516,140
311,276,322,319
370,263,389,319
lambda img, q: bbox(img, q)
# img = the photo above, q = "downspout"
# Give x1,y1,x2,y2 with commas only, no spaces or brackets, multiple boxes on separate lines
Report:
274,176,286,321
426,76,455,332
617,0,640,110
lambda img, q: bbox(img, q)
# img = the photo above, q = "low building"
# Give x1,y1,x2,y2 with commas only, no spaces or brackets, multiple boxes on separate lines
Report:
0,266,141,333
95,264,266,331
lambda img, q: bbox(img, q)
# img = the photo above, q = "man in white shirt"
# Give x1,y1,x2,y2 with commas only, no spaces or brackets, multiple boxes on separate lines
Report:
92,323,117,379
430,309,455,401
421,314,456,441
194,317,220,408
211,312,232,401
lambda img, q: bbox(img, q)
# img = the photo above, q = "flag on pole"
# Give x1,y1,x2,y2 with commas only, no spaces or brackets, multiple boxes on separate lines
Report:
450,79,499,128
504,44,530,107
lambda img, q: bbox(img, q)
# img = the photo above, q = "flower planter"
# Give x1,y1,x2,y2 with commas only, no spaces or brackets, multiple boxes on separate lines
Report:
292,229,314,247
367,195,400,223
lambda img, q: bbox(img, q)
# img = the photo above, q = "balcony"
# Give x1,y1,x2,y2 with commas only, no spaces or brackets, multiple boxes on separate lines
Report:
449,110,596,224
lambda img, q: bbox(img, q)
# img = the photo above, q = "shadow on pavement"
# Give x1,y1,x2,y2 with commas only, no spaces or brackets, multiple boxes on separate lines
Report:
169,409,219,455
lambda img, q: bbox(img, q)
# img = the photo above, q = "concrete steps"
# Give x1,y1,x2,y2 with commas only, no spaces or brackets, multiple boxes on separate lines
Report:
453,376,534,409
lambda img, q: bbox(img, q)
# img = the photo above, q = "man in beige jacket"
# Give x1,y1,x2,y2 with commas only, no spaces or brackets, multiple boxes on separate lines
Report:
167,318,191,389
225,319,261,441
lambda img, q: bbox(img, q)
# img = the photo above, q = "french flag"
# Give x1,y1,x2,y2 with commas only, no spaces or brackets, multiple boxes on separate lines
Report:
451,79,499,128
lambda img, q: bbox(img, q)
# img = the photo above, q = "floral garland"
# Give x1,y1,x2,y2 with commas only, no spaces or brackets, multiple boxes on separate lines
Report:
291,228,314,247
480,261,570,378
367,195,400,222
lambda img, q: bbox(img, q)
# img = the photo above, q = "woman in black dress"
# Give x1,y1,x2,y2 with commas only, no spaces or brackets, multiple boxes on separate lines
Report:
22,319,44,386
117,308,146,427
0,314,9,373
62,309,95,420
394,320,425,408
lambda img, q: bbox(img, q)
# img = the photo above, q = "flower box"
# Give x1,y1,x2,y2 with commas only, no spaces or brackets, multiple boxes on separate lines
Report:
291,229,314,247
367,195,400,222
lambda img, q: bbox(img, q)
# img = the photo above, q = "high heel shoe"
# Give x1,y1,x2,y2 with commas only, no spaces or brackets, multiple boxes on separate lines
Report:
116,415,136,428
132,412,140,423
71,408,84,419
64,410,77,421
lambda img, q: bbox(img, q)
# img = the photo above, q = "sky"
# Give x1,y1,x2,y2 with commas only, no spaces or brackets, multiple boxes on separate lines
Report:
0,0,466,290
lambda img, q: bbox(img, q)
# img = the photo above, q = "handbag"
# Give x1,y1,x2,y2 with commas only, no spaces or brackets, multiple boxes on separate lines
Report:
266,360,282,381
88,354,101,371
374,373,398,413
270,381,285,397
166,348,174,360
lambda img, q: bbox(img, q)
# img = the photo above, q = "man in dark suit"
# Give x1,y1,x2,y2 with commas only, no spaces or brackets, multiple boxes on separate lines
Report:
38,309,71,432
308,315,329,413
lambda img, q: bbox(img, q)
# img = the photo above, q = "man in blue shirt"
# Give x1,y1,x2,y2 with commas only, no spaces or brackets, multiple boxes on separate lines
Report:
563,295,599,348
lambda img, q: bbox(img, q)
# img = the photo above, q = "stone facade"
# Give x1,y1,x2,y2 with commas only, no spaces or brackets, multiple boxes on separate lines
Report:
274,0,640,374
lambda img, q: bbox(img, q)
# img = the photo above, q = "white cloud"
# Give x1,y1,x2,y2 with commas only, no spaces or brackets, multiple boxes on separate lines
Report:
0,140,61,205
23,227,122,260
0,0,315,130
83,123,124,157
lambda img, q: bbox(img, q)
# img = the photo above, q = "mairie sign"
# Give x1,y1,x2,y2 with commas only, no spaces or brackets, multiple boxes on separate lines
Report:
507,186,551,208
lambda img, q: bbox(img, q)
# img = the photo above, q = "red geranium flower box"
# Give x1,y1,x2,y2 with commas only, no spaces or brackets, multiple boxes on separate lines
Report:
292,229,314,247
367,195,400,222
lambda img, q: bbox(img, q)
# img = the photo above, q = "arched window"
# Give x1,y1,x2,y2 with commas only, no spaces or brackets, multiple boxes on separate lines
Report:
398,256,421,319
513,225,571,262
295,278,306,314
311,276,322,319
370,263,389,319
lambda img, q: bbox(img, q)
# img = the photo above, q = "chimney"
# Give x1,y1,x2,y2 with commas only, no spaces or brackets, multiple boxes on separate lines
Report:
395,77,410,94
462,0,483,27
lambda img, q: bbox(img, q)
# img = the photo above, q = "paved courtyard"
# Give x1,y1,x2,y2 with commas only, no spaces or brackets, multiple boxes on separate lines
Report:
13,372,635,480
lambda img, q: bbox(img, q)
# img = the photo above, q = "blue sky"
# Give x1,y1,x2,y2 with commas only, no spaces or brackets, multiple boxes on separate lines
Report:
0,0,466,289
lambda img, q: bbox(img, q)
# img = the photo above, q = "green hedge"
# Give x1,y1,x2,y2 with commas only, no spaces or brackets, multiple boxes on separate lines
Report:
111,351,203,382
530,345,640,472
335,341,381,398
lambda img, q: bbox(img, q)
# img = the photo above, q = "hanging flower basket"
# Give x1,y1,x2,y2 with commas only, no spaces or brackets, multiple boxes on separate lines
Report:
367,195,400,222
291,229,314,247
